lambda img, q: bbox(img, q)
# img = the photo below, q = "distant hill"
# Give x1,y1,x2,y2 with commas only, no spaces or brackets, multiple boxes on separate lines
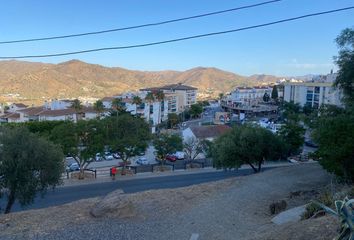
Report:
0,60,281,104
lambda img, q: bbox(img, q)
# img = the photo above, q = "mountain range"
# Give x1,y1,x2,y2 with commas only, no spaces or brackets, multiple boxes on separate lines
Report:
0,60,281,105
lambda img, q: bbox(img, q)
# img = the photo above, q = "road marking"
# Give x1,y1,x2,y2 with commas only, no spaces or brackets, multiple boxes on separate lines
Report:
190,233,199,240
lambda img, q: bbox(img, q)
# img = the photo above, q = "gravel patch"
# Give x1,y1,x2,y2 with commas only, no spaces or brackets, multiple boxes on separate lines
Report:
0,163,335,240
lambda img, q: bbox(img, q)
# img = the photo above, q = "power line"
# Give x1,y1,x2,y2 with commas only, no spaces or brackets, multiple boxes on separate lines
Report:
0,6,353,59
0,0,281,45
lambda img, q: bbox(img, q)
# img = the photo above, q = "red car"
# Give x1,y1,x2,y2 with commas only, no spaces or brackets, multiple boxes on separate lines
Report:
166,155,177,162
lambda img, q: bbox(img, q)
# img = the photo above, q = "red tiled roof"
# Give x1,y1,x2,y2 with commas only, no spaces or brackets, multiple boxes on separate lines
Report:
17,107,45,116
39,108,76,117
13,103,28,108
189,125,231,139
0,112,20,119
121,98,133,103
39,107,98,117
101,97,115,102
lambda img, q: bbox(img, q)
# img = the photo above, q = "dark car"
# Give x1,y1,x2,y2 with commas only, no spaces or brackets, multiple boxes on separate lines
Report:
305,140,319,148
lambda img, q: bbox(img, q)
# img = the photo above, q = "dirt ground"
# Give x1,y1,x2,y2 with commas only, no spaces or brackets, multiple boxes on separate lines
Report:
0,163,342,240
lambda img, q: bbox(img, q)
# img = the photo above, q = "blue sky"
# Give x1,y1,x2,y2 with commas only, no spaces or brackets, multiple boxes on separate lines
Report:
0,0,353,76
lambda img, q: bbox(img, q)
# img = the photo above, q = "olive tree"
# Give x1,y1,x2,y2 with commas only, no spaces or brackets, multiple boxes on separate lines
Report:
105,114,151,174
213,125,284,172
153,133,183,167
50,120,105,179
0,126,64,214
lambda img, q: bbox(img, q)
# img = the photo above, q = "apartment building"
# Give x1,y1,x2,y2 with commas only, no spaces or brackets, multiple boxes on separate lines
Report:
141,83,198,114
283,73,342,108
225,86,272,107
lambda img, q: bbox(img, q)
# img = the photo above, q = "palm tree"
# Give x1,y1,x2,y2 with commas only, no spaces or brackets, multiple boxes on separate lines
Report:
71,99,83,122
154,90,165,124
132,96,143,105
145,92,155,124
93,100,105,119
111,98,125,117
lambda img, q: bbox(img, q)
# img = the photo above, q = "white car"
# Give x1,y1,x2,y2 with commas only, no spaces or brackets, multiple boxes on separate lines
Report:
104,152,114,160
95,153,104,161
66,162,80,172
136,157,149,165
173,151,185,160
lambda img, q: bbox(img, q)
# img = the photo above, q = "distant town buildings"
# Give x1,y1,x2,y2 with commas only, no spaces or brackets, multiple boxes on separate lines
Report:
220,86,278,117
282,72,343,108
0,83,199,130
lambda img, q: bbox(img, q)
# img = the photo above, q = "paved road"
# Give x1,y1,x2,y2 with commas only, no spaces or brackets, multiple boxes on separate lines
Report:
7,168,261,212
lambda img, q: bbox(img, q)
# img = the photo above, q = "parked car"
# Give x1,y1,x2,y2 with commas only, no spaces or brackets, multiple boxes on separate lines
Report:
305,140,319,148
172,151,185,160
95,153,104,161
166,155,177,162
113,153,121,159
136,157,149,165
104,152,114,160
66,162,80,172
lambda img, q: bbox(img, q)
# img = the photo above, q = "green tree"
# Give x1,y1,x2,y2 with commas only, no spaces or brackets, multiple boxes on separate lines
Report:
153,133,183,168
271,85,279,101
334,27,354,105
71,99,83,122
50,120,105,179
5,121,66,138
168,113,180,129
105,114,151,174
111,98,126,116
93,100,105,119
132,96,143,105
219,93,224,100
313,111,354,181
145,92,155,124
263,92,270,102
280,101,301,122
213,125,284,173
189,103,203,119
278,121,305,156
0,126,64,213
183,137,204,166
310,28,354,182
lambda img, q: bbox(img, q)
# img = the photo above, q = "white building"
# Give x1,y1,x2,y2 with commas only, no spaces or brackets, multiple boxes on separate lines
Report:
100,94,168,127
225,86,272,107
1,99,99,123
7,103,28,113
140,83,198,114
283,73,342,108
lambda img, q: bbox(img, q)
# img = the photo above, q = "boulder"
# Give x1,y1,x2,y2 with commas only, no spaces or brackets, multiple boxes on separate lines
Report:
90,189,136,218
272,205,307,225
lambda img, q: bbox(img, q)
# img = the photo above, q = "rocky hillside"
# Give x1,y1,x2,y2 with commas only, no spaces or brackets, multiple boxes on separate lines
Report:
0,60,280,104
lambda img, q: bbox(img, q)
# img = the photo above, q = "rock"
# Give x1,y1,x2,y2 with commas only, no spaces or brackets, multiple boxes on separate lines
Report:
90,189,136,218
272,205,307,225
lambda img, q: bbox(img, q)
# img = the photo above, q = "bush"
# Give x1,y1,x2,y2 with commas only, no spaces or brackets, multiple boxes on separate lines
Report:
302,191,333,219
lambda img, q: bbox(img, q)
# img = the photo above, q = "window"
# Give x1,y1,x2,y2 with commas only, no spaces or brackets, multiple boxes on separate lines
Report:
306,93,313,101
149,104,153,114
